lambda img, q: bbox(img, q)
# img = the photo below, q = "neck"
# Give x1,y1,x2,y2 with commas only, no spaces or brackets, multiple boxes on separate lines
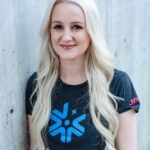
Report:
59,58,87,85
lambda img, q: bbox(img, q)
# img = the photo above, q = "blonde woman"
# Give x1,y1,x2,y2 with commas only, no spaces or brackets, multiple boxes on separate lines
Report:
25,0,140,150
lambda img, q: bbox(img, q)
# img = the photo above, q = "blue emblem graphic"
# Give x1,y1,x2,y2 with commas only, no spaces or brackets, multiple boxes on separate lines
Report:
48,102,86,143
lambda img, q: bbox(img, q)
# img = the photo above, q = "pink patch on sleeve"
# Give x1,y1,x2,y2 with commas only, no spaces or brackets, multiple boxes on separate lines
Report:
129,98,139,106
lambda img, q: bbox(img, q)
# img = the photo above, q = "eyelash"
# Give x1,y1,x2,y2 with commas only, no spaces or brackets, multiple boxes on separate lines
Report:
53,25,83,31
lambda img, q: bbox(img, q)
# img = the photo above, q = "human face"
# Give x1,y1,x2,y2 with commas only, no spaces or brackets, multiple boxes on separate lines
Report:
50,2,91,61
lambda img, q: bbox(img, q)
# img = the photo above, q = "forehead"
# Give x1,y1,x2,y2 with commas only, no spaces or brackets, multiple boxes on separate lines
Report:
51,2,85,23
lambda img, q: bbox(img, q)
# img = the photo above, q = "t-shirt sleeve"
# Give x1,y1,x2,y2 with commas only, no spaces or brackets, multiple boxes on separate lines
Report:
25,72,37,115
110,71,140,114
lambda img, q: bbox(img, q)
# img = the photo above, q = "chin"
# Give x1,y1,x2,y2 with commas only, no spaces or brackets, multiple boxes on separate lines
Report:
59,54,80,61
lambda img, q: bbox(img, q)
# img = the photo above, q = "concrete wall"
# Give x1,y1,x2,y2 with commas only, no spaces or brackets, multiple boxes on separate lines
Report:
0,0,48,149
0,0,149,149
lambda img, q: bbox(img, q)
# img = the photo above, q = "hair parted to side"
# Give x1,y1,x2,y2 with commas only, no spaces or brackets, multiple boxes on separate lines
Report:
30,0,119,149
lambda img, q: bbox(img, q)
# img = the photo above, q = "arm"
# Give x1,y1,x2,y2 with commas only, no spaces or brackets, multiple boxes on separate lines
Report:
27,115,36,150
115,109,137,150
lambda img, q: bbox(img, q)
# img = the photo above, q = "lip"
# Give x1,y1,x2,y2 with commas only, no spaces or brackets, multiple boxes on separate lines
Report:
60,44,76,50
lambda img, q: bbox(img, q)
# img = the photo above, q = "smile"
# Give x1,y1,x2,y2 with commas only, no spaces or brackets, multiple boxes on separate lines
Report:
60,44,76,50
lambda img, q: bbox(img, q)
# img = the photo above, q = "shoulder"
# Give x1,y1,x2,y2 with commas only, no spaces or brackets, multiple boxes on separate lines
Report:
111,69,129,85
25,72,38,115
109,68,140,113
26,72,38,91
110,68,132,94
27,72,37,85
26,71,38,99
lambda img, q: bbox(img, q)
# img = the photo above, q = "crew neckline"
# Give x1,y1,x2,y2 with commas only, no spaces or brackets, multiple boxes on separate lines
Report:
58,77,88,89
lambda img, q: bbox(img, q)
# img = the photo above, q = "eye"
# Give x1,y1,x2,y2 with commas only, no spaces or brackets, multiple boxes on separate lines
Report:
72,25,83,30
53,25,63,31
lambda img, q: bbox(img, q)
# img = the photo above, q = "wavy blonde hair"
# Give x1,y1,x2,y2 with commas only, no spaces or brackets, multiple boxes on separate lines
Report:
30,0,119,149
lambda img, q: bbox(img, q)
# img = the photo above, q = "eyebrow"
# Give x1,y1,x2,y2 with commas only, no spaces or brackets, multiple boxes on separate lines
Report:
52,20,84,25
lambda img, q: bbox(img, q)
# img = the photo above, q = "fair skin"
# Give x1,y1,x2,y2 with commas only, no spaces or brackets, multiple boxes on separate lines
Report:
27,116,35,150
50,2,90,84
116,110,137,150
27,2,138,150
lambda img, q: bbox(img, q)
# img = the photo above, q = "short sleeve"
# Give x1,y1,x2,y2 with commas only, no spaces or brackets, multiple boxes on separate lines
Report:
25,72,37,115
110,70,140,114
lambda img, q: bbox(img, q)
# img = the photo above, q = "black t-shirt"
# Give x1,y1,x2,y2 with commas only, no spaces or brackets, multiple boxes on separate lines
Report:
25,69,140,150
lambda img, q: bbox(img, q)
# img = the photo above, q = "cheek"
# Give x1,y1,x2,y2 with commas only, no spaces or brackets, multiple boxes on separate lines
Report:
50,30,59,43
51,35,55,44
80,34,91,47
86,36,91,45
50,32,59,54
78,32,90,43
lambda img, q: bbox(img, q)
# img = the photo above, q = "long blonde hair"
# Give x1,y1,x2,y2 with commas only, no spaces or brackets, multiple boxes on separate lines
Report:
31,0,119,149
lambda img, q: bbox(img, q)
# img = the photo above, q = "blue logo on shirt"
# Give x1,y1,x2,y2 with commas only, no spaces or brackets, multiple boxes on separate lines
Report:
48,102,86,143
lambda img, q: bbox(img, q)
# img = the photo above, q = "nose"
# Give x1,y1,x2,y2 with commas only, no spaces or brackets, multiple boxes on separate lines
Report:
62,29,73,41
